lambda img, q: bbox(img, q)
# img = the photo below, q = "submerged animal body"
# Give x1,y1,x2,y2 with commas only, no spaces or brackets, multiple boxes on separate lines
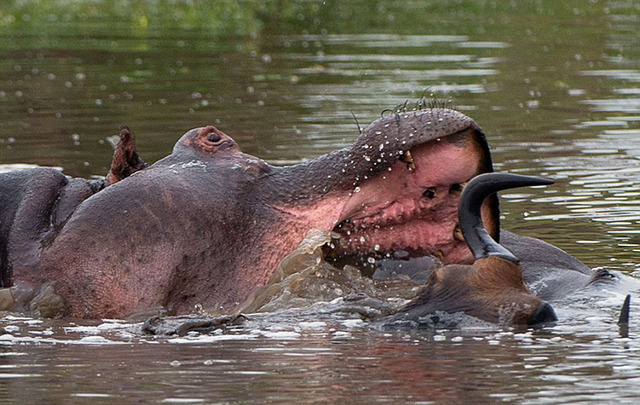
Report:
1,108,508,319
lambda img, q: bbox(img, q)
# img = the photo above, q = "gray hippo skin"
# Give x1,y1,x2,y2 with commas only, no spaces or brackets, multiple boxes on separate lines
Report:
0,108,608,319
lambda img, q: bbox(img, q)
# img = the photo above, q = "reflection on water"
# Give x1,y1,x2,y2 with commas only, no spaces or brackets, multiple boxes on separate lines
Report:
1,0,640,403
0,300,638,404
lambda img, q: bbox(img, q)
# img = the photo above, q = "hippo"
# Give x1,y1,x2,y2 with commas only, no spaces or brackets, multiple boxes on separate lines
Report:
0,107,611,319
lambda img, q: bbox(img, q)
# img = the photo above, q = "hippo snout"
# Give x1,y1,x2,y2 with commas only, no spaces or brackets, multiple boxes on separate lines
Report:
527,301,558,326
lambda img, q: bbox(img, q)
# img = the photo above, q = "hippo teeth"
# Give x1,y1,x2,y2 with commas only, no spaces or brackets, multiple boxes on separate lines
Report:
341,196,441,230
400,150,416,170
333,214,455,256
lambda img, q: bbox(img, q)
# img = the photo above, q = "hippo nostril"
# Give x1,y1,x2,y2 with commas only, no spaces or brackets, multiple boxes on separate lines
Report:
423,187,436,199
527,301,558,326
208,133,221,143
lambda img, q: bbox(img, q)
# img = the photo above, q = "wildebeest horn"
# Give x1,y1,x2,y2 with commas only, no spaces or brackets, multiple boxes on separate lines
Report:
619,294,631,325
459,173,554,263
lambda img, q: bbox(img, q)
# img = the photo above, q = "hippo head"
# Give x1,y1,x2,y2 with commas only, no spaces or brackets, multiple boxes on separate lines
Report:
153,107,505,315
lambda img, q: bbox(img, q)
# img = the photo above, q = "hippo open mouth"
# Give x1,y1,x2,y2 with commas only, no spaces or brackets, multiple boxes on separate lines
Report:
317,109,498,273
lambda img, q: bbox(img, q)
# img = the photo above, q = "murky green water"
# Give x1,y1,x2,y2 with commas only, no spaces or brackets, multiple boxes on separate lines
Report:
1,0,640,403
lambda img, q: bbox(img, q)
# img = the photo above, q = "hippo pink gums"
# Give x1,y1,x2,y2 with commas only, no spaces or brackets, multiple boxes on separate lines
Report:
0,108,612,320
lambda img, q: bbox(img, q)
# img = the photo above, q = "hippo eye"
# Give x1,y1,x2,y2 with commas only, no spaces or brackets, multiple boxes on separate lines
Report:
423,187,436,199
208,133,221,143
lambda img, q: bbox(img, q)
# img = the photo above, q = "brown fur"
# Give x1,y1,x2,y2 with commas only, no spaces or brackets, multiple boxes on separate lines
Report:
402,256,547,325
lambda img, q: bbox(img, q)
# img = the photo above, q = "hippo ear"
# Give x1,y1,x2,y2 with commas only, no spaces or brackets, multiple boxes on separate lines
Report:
104,126,148,186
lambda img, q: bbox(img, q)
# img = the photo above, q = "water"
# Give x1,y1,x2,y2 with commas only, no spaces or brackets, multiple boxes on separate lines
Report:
1,0,640,402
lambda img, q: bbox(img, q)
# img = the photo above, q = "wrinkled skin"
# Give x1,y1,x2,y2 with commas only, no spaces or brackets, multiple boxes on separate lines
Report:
0,107,615,321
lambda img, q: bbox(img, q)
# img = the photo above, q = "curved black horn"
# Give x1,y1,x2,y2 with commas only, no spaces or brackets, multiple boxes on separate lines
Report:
459,173,554,263
618,294,631,325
